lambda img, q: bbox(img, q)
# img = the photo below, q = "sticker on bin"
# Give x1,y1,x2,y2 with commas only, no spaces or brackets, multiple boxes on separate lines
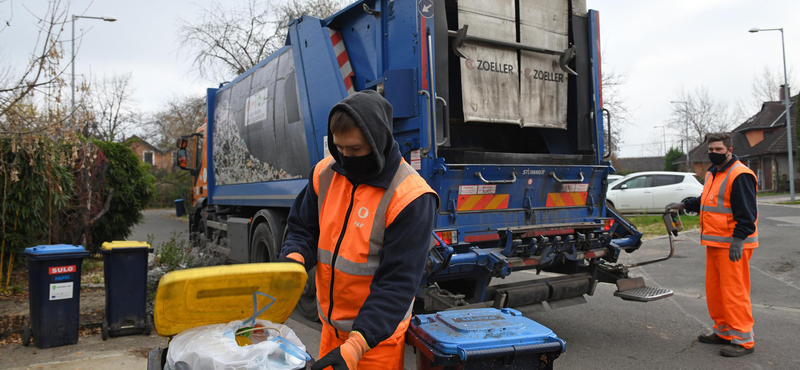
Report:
50,282,74,300
49,265,76,275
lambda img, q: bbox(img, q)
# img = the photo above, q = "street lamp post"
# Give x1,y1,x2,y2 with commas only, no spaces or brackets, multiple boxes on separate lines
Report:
750,27,795,201
71,14,117,128
670,101,691,171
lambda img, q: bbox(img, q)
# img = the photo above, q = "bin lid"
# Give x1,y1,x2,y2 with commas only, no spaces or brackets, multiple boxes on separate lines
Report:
23,244,89,259
154,263,307,337
101,240,151,251
409,308,563,357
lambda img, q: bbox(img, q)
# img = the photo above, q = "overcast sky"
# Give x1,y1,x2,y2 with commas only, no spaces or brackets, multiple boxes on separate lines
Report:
3,0,798,157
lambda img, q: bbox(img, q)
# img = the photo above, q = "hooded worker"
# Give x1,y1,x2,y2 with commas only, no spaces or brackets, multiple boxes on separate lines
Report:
280,90,439,370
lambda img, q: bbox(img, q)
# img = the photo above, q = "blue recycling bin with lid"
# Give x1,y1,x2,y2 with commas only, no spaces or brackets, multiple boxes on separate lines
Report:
174,199,185,217
22,244,90,348
406,308,565,369
101,240,154,340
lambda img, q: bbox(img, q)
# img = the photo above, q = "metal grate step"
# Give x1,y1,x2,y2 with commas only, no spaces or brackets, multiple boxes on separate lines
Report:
614,286,673,302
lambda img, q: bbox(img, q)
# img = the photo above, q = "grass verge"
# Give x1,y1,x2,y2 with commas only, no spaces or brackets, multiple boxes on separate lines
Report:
778,200,800,205
627,214,700,240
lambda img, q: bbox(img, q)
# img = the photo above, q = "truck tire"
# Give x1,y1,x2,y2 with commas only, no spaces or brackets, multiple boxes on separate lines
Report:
297,267,320,322
250,212,283,262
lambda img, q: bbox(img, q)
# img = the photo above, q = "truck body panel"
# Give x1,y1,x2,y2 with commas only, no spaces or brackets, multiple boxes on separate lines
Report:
177,0,660,313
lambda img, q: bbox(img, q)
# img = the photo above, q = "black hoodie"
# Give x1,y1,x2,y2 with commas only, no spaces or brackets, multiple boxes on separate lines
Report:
280,91,439,347
327,89,396,182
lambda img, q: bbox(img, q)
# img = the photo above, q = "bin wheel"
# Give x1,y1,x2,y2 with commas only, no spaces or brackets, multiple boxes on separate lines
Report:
21,324,31,347
101,318,109,341
144,315,152,336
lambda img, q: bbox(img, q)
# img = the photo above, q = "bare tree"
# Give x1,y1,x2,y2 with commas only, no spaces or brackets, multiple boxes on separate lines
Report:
177,0,344,81
739,65,797,114
149,94,206,150
88,72,138,142
0,0,70,132
602,67,631,156
669,86,741,146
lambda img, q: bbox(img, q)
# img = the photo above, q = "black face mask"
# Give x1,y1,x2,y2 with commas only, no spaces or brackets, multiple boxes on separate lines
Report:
709,152,728,166
339,153,378,179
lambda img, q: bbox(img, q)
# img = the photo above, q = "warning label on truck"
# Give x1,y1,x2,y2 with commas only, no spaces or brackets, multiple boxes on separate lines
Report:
50,282,73,301
410,150,421,171
459,185,497,195
561,183,589,192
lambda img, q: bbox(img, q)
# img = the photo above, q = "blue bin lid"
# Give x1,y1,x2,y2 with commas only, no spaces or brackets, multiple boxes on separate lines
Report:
174,199,184,203
410,308,564,360
24,244,89,259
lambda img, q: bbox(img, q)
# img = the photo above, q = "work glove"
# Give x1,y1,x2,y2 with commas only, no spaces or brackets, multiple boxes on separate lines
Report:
311,331,369,370
729,238,744,262
665,202,685,212
278,252,305,266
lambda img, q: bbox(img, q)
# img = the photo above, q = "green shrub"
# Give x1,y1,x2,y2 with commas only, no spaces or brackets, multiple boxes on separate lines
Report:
664,147,686,171
147,168,194,209
89,140,156,252
0,138,74,259
155,231,193,271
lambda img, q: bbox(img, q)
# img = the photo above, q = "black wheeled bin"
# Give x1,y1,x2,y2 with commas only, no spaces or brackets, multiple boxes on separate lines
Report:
100,240,153,339
406,308,566,369
22,244,90,348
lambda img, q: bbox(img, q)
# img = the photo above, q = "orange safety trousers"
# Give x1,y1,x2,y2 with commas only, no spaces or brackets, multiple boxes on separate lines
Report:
706,247,754,348
319,319,410,370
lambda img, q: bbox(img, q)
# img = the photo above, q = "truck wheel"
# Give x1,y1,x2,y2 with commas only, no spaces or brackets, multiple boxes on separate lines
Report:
251,221,281,263
297,267,320,322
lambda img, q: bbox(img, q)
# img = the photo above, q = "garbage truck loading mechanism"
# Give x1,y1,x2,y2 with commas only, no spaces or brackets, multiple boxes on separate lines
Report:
175,0,674,320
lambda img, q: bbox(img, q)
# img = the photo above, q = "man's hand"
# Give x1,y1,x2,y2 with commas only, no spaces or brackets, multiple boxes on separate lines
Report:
729,238,744,262
311,331,369,370
665,202,685,212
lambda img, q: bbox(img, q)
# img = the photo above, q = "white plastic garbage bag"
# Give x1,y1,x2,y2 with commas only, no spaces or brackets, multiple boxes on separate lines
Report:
166,319,307,370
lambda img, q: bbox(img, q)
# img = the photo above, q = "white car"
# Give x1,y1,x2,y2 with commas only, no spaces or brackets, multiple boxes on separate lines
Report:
607,174,623,183
606,172,703,214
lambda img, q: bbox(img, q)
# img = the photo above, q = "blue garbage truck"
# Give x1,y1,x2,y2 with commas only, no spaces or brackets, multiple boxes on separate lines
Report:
176,0,674,320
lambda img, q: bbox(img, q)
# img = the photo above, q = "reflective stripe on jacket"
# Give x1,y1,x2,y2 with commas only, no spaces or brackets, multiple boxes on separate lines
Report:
700,160,759,248
312,155,435,333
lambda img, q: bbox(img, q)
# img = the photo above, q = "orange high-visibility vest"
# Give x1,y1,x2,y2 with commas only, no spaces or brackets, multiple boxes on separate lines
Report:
312,156,436,333
699,160,758,249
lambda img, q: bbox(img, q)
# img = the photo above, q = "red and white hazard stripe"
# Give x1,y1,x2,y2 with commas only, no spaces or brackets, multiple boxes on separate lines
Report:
328,28,355,96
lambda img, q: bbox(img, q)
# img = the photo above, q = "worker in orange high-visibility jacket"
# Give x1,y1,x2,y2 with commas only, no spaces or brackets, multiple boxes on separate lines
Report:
279,90,439,370
667,133,758,358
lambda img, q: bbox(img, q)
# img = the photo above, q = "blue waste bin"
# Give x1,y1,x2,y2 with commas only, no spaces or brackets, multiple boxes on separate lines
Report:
101,241,154,340
22,244,90,348
406,308,565,369
174,199,185,217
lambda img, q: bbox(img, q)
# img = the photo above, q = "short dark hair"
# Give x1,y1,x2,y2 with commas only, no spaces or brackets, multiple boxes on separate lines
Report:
329,109,359,135
706,133,732,149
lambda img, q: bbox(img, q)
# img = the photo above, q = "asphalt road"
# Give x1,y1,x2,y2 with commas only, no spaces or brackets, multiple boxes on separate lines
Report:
495,202,800,369
128,209,190,253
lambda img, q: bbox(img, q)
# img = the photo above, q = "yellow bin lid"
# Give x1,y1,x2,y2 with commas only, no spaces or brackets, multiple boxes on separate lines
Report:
153,263,307,337
101,240,151,250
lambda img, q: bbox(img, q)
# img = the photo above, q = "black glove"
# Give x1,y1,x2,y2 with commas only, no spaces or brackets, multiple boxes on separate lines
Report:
729,238,744,262
311,331,368,370
310,347,349,370
665,202,685,212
